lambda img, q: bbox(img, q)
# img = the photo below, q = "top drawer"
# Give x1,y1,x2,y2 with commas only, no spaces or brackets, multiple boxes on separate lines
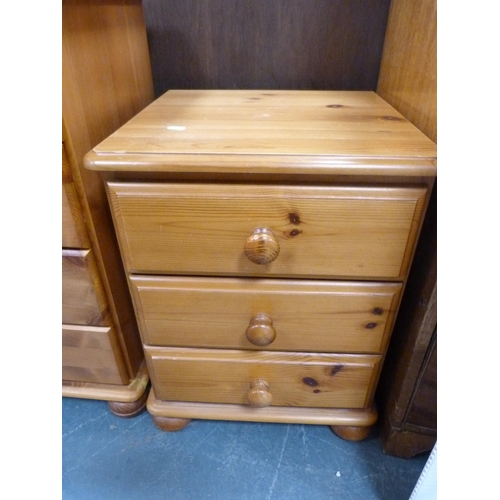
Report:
107,183,426,279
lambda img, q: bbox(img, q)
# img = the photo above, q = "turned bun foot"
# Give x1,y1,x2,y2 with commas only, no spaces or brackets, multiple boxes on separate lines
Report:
330,425,371,441
153,416,192,432
107,388,149,418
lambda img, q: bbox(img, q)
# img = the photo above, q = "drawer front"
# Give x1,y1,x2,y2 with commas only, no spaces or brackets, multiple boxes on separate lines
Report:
146,347,381,409
131,276,401,353
62,324,127,384
108,183,427,279
62,249,107,326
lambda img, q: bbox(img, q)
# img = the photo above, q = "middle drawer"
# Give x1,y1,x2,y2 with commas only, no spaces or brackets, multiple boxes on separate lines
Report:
130,276,401,354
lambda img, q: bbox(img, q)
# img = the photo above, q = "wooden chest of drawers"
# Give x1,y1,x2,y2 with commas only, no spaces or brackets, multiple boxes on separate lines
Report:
62,141,149,414
85,90,436,439
62,0,154,416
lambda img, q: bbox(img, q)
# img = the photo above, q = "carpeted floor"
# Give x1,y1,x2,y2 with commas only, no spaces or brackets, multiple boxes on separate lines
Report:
62,397,429,499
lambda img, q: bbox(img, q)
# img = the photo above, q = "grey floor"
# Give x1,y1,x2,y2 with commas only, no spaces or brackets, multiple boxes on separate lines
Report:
62,397,429,500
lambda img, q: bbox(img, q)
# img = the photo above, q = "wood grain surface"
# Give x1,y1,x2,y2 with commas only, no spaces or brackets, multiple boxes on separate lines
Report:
62,361,149,402
63,0,154,377
108,182,427,279
62,143,89,248
62,249,107,326
86,90,437,176
130,276,401,354
377,0,437,142
145,346,381,409
81,86,437,428
147,389,378,426
62,324,127,384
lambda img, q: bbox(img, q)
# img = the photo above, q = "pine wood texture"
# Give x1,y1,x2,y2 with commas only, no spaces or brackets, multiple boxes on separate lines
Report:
152,416,191,432
62,361,149,403
108,183,427,279
62,324,127,384
85,90,437,176
62,143,89,248
247,379,274,408
147,390,379,427
62,249,108,326
130,276,401,354
245,314,277,347
145,346,381,409
63,0,154,380
331,425,372,441
107,389,149,418
244,228,281,265
63,0,154,155
377,0,436,143
86,89,436,432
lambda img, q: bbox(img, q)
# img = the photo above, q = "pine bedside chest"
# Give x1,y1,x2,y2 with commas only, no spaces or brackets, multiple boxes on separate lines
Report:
84,90,437,440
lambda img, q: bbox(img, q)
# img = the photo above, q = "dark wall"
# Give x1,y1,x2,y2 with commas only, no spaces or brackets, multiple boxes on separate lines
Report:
142,0,392,97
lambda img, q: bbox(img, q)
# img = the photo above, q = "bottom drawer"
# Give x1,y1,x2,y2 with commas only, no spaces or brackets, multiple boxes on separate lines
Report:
145,346,381,409
62,324,127,385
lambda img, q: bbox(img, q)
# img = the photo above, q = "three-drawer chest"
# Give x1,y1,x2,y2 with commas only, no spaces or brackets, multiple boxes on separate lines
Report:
85,90,437,440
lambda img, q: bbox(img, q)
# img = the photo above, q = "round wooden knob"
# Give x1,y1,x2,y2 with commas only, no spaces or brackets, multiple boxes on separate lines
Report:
246,313,276,346
244,228,280,265
247,379,273,407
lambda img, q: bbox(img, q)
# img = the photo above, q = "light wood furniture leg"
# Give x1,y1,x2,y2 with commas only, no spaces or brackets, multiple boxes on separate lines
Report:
331,425,372,442
108,388,149,418
63,361,150,418
152,416,192,432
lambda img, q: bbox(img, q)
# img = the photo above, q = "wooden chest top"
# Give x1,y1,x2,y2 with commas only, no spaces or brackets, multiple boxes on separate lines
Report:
84,90,437,177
